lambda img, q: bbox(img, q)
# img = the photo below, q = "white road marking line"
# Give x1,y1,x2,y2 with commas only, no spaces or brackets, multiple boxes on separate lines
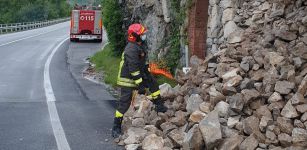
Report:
0,29,59,47
44,37,71,150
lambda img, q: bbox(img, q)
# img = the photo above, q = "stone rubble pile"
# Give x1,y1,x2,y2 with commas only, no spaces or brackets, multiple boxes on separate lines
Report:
116,0,307,149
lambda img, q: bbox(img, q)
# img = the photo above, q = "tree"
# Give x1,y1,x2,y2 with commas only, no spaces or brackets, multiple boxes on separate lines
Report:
102,0,125,55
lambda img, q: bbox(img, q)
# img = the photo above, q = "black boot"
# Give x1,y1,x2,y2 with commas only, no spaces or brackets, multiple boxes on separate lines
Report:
153,97,168,113
112,117,123,138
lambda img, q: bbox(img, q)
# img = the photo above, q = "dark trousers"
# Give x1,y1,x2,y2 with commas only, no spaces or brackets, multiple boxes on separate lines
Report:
117,73,159,115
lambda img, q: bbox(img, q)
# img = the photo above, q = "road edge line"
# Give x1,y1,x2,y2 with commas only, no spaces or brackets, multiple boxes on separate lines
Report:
44,37,71,150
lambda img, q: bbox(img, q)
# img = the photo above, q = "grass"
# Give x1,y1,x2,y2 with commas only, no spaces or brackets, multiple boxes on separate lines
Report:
90,43,120,86
90,43,178,87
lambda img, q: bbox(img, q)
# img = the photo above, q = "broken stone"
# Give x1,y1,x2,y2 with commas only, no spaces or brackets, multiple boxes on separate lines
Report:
240,78,255,90
275,30,297,42
159,83,176,98
268,92,283,103
278,133,292,147
291,93,306,105
199,110,222,149
275,81,295,95
218,134,244,150
243,116,260,135
214,101,230,117
241,89,261,104
221,68,240,81
160,122,177,135
132,118,145,128
199,102,212,113
227,93,244,112
170,110,186,127
186,94,203,114
292,128,307,146
240,134,259,150
209,86,226,105
296,104,307,113
266,130,277,141
227,116,240,128
125,144,139,150
281,100,299,118
189,110,206,123
301,112,307,122
124,127,147,144
277,117,294,135
259,116,273,132
182,124,204,150
255,105,273,119
168,129,184,147
294,119,305,128
142,134,164,150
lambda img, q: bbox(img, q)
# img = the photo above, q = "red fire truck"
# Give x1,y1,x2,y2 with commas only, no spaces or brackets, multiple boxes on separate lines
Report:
70,7,103,42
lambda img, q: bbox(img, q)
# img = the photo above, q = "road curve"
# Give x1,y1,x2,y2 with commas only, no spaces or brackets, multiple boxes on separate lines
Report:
0,22,119,150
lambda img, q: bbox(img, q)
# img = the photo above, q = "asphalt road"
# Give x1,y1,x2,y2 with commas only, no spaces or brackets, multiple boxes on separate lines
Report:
0,22,120,150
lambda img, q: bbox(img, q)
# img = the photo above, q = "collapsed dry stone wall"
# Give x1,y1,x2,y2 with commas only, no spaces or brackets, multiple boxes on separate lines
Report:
115,0,307,149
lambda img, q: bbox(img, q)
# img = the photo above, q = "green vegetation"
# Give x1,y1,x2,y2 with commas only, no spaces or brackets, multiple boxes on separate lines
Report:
101,0,125,56
91,43,177,87
90,43,120,86
157,0,189,74
0,0,71,24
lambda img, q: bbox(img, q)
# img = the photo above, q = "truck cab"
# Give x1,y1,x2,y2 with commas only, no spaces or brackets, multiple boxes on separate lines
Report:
70,6,102,42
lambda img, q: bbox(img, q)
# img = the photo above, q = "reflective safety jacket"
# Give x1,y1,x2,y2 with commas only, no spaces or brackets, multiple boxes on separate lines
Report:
117,42,146,87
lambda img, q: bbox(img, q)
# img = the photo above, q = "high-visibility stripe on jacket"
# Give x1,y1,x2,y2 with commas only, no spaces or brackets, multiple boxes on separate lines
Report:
117,42,146,87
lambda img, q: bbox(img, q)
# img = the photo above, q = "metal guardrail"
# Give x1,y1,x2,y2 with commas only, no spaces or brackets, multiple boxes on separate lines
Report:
0,18,70,34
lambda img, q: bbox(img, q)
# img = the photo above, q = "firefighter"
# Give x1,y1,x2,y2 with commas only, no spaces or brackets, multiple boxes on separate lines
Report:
112,23,168,138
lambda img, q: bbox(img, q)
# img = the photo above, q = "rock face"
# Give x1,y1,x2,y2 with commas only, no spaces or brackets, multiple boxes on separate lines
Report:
117,0,307,149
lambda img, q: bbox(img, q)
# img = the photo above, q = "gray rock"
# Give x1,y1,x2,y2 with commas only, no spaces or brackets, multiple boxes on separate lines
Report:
209,86,226,105
214,101,230,117
243,116,260,135
274,81,295,95
266,130,277,141
301,112,307,122
290,93,305,105
159,83,176,98
227,116,240,128
241,89,260,104
125,144,139,150
296,104,307,113
281,100,299,119
277,117,294,135
222,8,235,24
259,116,273,132
199,110,222,149
199,102,212,113
227,93,244,112
170,110,186,126
168,129,184,147
182,124,204,150
132,118,145,128
292,128,307,146
186,94,203,114
240,78,254,90
278,133,292,147
220,0,236,8
161,0,170,23
294,119,305,128
275,30,297,41
240,134,259,150
224,21,238,38
268,92,283,103
218,134,244,150
160,122,177,135
142,134,164,150
124,127,147,144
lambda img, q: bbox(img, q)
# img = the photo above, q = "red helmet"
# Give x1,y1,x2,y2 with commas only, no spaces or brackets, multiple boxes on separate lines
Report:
128,23,147,42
